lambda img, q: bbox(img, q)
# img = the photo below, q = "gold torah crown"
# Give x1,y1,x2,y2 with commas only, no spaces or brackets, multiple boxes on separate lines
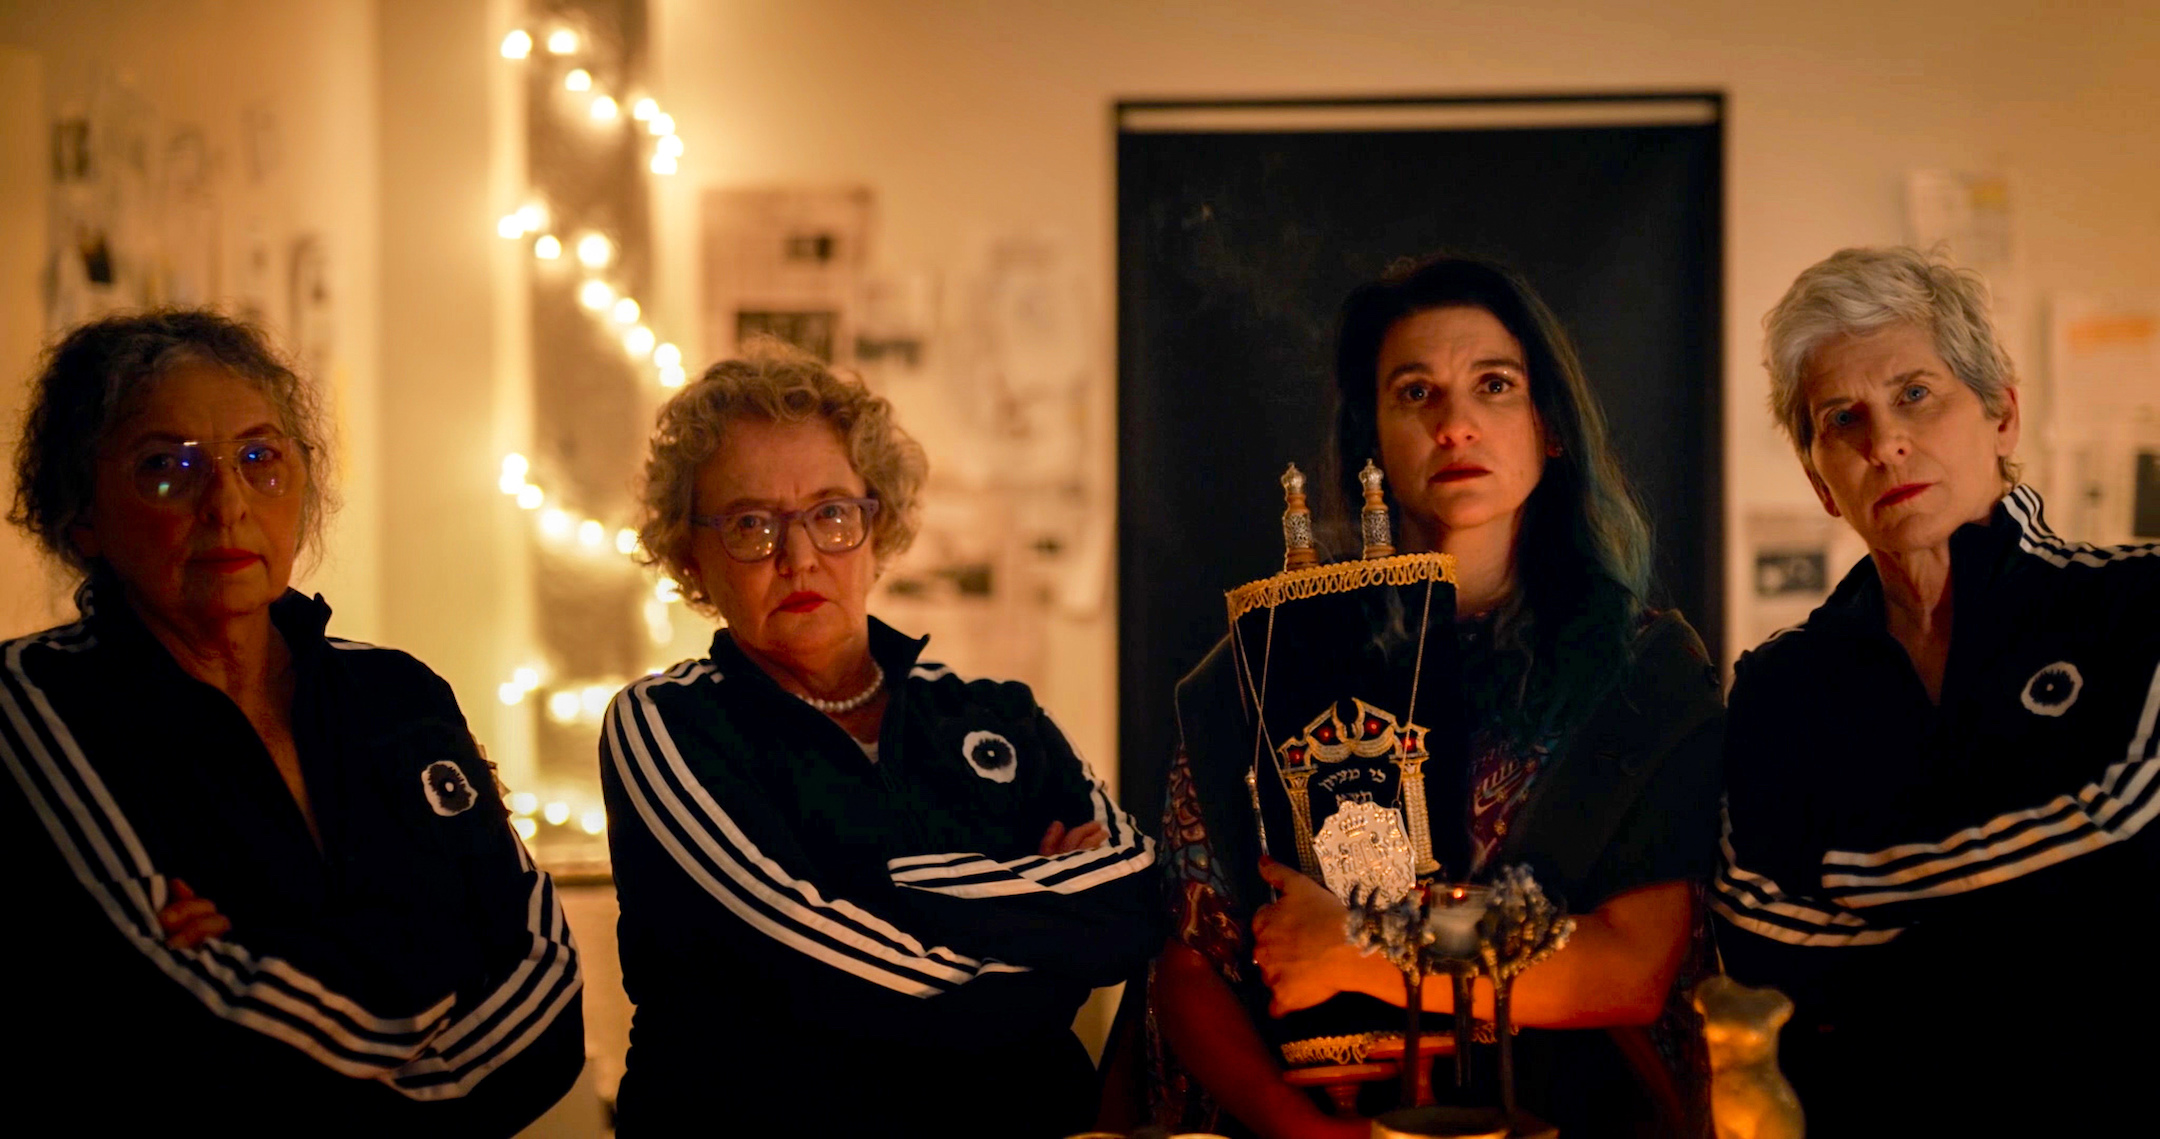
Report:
1227,460,1456,624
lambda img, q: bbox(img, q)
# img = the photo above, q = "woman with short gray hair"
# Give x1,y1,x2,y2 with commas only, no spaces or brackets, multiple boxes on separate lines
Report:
1712,248,2160,1134
3,308,583,1134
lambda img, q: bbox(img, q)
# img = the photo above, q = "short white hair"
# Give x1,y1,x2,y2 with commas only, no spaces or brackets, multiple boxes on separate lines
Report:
1762,246,2017,480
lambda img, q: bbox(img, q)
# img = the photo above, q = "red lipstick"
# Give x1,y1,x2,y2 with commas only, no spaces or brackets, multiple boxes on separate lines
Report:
1432,464,1491,483
776,591,826,614
193,548,262,573
1875,483,1930,510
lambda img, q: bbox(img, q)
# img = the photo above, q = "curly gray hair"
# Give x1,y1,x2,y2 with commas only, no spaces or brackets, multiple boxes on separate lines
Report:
9,308,335,577
635,339,926,615
1762,245,2019,483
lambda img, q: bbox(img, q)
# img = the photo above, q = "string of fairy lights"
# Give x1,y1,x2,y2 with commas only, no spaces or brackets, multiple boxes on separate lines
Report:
491,19,690,841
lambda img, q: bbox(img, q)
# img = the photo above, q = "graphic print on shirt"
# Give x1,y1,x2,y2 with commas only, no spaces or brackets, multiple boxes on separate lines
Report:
1468,732,1546,874
962,730,1018,783
2020,661,2083,717
423,759,478,816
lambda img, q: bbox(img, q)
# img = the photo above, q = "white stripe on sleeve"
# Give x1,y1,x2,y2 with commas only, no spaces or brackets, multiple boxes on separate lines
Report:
888,728,1155,899
1818,656,2160,907
602,665,1027,997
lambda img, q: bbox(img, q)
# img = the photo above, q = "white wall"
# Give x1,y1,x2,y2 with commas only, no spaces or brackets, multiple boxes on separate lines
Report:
0,0,382,640
647,0,2160,748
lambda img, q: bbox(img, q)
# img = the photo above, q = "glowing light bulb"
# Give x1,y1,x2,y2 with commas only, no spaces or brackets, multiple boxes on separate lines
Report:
656,134,684,159
540,508,573,540
533,234,562,260
577,519,605,547
497,214,524,239
497,681,526,705
576,233,612,269
500,30,533,59
543,800,571,825
652,343,682,369
565,68,592,93
513,666,542,691
515,485,544,510
658,363,687,388
649,113,675,136
650,154,678,176
625,326,656,358
615,528,640,555
546,29,578,55
545,692,579,723
590,95,618,122
632,98,657,121
655,578,682,603
611,297,641,325
513,816,538,841
579,808,607,835
509,791,539,816
578,280,614,310
499,453,530,494
580,685,612,718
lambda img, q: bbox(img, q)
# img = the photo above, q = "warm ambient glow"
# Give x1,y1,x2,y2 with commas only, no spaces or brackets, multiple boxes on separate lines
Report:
624,326,656,358
650,154,679,176
509,791,540,817
578,280,614,310
580,809,607,836
649,113,674,136
540,508,573,540
616,528,640,555
576,233,612,268
653,342,682,369
632,97,657,121
500,30,532,59
590,95,619,122
658,364,687,388
546,29,578,55
565,68,592,93
611,297,641,325
577,519,606,548
515,484,544,510
513,817,539,841
533,234,562,260
543,800,572,826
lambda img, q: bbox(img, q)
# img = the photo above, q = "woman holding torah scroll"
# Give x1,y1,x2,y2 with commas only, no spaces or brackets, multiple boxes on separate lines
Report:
599,342,1159,1137
1151,256,1725,1138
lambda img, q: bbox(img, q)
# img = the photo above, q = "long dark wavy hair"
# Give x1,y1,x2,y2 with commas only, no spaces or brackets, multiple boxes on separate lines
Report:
1328,255,1653,745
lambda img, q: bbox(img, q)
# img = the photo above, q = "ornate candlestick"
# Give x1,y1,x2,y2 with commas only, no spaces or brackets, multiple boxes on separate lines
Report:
1359,459,1395,559
1475,865,1575,1120
1282,463,1318,569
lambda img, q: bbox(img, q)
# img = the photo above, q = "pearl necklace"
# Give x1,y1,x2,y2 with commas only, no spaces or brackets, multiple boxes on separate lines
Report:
799,661,885,715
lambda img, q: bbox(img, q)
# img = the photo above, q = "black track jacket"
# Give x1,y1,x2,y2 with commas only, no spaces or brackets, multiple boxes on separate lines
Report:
0,584,584,1135
600,619,1159,1137
1714,487,2160,1134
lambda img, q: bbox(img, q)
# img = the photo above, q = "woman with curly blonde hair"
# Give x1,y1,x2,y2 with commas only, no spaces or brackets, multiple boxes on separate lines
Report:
598,340,1159,1137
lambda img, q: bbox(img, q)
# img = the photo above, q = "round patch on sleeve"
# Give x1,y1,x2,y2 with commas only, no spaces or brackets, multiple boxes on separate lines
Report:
2020,661,2083,717
422,759,479,816
961,730,1019,783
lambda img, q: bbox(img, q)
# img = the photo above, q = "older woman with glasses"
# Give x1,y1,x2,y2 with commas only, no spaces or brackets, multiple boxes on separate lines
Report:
1,310,582,1134
600,341,1159,1137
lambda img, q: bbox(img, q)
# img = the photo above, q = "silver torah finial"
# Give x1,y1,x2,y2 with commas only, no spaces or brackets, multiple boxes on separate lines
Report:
1281,463,1317,569
1358,459,1395,559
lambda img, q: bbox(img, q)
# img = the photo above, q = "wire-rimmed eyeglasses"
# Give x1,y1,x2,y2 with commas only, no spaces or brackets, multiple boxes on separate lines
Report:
122,435,305,505
693,497,880,563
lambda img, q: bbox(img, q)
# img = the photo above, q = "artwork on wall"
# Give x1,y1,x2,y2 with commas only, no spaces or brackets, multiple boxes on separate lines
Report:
701,186,871,363
2044,295,2160,545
